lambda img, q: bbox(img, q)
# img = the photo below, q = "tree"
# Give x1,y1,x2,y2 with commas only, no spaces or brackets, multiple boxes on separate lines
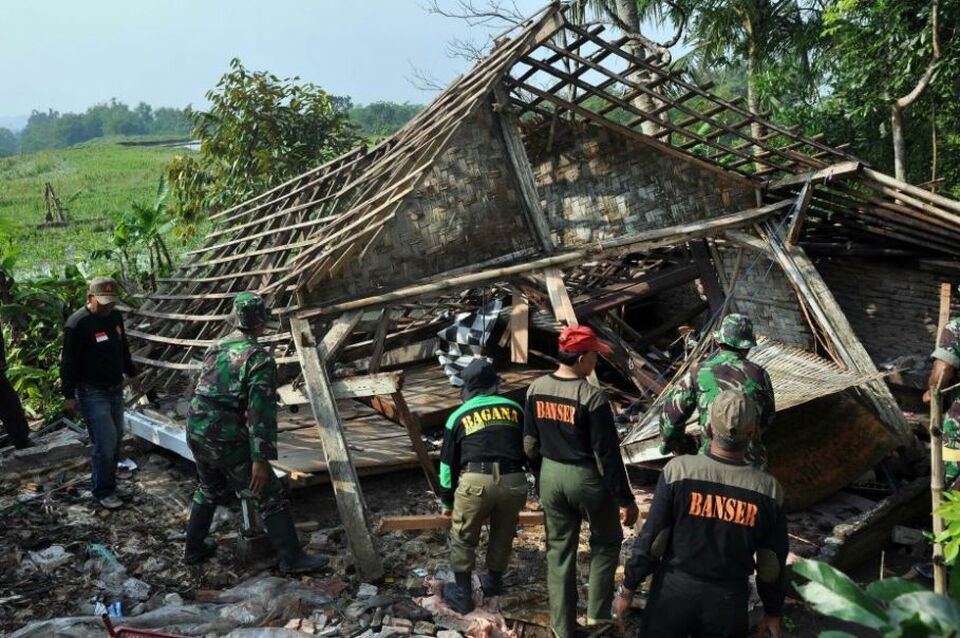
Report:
0,128,17,158
166,58,361,233
350,101,423,139
821,0,959,183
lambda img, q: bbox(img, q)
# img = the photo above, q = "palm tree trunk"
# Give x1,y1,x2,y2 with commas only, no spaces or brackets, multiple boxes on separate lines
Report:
745,18,765,174
613,0,662,136
891,105,907,182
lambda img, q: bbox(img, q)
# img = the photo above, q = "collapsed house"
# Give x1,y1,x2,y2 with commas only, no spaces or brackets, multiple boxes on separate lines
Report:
125,3,960,580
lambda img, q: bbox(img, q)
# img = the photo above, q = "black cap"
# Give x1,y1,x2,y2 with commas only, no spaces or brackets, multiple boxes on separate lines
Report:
460,359,501,400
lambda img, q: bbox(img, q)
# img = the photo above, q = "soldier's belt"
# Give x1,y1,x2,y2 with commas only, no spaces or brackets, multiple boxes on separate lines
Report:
463,461,526,475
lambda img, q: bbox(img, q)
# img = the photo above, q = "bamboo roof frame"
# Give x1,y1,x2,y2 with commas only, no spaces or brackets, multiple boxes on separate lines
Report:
129,2,960,395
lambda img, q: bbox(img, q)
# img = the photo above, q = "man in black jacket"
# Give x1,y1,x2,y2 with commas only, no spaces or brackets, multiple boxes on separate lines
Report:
61,278,138,510
614,390,787,638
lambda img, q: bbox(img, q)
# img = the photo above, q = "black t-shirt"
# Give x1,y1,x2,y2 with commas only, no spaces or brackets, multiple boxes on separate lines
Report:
623,453,789,616
523,373,635,507
61,307,136,398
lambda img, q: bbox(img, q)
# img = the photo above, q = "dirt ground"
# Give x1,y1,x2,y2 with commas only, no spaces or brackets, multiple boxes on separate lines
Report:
0,440,931,636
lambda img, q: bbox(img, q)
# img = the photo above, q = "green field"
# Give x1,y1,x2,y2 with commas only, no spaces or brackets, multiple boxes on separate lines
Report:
0,138,191,274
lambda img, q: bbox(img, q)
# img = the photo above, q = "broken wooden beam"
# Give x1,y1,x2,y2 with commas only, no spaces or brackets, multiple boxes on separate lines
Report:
290,315,384,580
294,202,792,320
575,263,699,318
380,510,546,532
277,372,403,405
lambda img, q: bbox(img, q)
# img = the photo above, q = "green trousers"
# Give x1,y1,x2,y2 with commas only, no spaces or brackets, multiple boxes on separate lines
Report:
449,470,528,573
540,457,623,638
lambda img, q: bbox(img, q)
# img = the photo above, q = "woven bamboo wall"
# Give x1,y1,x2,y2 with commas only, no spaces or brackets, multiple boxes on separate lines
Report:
312,106,537,301
718,248,816,351
818,258,960,370
526,121,756,247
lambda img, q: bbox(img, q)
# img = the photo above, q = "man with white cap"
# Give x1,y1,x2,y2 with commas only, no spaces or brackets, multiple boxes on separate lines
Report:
61,277,138,509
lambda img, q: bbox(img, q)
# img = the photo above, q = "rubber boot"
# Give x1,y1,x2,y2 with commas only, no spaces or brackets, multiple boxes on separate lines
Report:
263,509,329,573
480,571,503,597
183,502,217,565
442,571,475,614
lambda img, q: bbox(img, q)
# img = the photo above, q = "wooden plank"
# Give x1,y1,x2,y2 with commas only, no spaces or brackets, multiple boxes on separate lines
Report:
493,84,554,253
509,287,529,364
317,310,363,361
544,267,579,325
389,391,441,496
785,181,814,246
290,315,383,580
277,373,402,406
544,266,599,386
380,511,546,532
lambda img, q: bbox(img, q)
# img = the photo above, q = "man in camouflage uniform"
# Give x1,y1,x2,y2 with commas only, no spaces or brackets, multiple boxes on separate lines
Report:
929,300,960,488
658,314,775,467
183,292,326,573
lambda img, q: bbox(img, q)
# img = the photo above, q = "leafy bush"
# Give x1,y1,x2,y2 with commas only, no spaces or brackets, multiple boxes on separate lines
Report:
166,58,361,236
0,244,89,419
794,558,960,637
933,489,960,600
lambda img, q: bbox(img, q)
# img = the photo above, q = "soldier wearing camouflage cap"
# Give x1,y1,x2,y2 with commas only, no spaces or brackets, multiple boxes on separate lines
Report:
657,313,775,467
926,285,960,489
183,292,327,573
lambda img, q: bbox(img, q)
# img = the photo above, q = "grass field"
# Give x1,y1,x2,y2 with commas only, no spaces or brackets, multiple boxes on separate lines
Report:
0,137,191,275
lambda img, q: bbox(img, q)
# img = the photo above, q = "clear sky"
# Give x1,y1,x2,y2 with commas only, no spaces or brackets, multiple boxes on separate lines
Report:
0,1,674,123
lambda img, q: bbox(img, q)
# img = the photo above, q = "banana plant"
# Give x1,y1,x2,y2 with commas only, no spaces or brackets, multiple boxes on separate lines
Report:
794,558,960,637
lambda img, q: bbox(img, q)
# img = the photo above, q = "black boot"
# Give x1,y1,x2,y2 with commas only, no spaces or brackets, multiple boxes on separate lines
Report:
443,571,475,614
480,571,503,597
184,502,217,565
263,509,328,574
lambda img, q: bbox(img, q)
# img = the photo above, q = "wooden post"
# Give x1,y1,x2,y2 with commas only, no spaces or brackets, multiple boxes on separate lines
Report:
930,282,952,594
389,390,441,496
690,240,725,314
784,181,814,246
493,85,554,253
290,315,383,580
368,309,390,373
937,282,953,349
930,375,947,594
509,286,529,364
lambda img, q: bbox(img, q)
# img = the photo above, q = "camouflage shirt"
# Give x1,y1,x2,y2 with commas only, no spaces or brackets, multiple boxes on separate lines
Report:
659,348,775,455
187,330,278,461
932,317,960,481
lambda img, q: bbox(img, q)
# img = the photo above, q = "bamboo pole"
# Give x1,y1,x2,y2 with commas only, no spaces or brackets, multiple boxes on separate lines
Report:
930,373,947,595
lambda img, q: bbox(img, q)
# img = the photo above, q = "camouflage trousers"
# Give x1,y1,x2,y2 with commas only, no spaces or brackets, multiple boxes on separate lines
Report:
187,435,289,520
944,403,960,486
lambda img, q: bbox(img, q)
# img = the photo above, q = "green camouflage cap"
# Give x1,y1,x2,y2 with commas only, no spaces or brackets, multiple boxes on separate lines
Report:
714,313,756,350
233,292,269,329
